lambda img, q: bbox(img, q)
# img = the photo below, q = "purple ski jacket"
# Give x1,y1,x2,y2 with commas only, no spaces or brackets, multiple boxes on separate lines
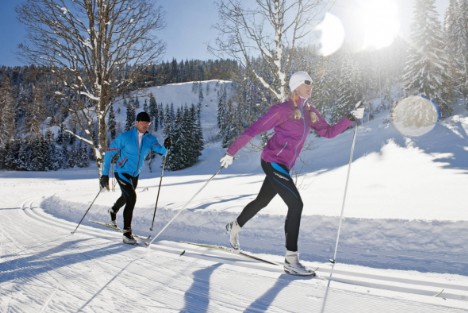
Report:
227,97,353,169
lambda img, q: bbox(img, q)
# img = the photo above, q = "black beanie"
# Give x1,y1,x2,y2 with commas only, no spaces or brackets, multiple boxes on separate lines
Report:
136,111,151,122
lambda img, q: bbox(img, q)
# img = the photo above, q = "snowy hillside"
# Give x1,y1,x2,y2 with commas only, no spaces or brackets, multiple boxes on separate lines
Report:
1,81,468,312
112,80,232,143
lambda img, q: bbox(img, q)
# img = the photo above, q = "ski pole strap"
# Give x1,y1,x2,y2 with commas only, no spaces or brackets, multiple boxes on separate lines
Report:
146,166,223,246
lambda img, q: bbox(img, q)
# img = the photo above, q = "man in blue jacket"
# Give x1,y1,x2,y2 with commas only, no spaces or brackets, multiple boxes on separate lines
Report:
100,111,170,244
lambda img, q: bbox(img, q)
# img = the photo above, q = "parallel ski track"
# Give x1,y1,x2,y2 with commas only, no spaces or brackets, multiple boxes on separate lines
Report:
11,203,468,306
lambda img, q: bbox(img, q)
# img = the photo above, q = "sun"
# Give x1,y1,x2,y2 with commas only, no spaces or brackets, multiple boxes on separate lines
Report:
356,0,400,50
314,0,401,55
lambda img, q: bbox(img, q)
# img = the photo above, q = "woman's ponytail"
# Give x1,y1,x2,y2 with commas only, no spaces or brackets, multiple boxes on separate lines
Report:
292,94,302,120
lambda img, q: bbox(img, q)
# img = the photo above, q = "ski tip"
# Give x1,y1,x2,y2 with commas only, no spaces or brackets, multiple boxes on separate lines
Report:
180,250,186,256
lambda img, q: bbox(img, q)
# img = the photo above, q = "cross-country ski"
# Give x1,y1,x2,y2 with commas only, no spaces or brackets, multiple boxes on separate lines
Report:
90,220,151,241
184,242,284,267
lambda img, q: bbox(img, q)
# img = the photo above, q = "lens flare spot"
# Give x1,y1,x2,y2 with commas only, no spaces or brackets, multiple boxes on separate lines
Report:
315,13,345,56
392,95,440,137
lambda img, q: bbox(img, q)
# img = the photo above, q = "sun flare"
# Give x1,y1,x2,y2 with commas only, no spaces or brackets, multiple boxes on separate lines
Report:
314,0,401,55
315,13,345,56
357,0,400,50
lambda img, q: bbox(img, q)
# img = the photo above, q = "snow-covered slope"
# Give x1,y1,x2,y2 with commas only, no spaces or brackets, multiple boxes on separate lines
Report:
112,80,232,143
1,81,467,312
1,198,467,312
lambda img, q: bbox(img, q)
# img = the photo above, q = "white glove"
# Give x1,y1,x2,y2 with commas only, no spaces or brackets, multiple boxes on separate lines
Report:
350,107,364,120
220,154,234,168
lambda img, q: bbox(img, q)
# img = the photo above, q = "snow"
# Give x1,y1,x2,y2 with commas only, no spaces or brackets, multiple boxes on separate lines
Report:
1,81,468,312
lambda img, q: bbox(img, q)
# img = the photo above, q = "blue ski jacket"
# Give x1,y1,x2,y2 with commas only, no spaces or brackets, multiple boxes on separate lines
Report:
101,127,166,178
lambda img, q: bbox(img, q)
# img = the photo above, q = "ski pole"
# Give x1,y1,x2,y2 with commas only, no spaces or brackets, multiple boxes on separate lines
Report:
146,166,223,247
71,185,104,234
149,152,168,231
320,102,362,313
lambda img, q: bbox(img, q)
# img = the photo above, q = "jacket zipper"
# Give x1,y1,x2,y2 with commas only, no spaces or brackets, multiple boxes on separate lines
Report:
276,142,288,156
290,106,308,168
118,157,127,167
134,131,143,176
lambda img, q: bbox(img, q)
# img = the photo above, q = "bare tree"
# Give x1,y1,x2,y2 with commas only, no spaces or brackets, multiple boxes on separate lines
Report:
17,0,166,173
210,0,327,101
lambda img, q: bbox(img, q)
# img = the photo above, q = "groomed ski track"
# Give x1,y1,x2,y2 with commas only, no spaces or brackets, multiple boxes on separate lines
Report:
1,201,467,313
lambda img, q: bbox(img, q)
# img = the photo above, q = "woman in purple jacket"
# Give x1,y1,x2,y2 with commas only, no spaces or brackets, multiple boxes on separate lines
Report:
219,71,364,276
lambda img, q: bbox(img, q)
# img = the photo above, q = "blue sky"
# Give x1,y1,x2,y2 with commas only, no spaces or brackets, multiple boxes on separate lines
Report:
0,0,448,67
0,0,219,66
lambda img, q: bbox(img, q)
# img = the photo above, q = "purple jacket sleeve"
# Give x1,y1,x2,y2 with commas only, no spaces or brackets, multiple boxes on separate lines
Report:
227,105,285,156
310,107,353,138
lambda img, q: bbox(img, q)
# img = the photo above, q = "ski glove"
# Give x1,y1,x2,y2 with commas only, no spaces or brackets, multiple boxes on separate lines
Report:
164,137,171,149
100,175,109,190
220,154,234,168
348,107,365,121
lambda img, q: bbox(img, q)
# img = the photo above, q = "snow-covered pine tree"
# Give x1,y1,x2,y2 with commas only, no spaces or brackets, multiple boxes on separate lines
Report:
0,76,16,145
149,93,158,131
61,144,69,169
163,104,175,137
26,84,46,136
334,53,364,122
403,0,453,116
48,142,61,171
16,139,32,171
77,143,90,168
165,108,183,170
67,145,78,168
181,107,194,168
0,143,5,168
444,0,468,106
170,59,179,82
134,96,140,109
164,104,203,171
125,103,136,131
56,123,64,145
191,104,204,160
198,83,204,105
68,127,76,145
30,136,50,171
192,81,199,94
108,104,117,140
185,105,201,165
224,101,243,148
157,103,164,130
3,141,19,170
310,55,340,118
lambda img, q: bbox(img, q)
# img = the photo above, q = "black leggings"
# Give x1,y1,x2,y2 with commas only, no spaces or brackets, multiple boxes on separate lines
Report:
112,172,139,230
237,160,303,252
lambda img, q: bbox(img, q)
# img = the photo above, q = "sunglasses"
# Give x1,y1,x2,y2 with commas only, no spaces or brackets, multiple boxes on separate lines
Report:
304,80,312,86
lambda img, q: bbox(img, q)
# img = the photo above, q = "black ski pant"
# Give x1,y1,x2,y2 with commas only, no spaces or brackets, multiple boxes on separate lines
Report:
237,160,303,252
112,172,139,231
